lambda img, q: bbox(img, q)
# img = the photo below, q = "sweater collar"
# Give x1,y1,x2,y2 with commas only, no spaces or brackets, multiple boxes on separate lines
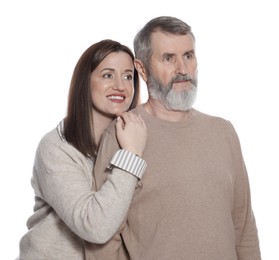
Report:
57,120,66,143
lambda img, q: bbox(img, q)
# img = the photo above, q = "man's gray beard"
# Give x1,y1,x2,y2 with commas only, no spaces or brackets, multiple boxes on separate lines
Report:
148,74,197,111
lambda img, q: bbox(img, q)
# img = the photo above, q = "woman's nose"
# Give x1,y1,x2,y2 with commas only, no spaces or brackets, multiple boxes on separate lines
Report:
112,78,125,91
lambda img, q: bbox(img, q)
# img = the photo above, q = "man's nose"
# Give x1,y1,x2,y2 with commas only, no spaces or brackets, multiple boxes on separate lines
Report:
175,58,188,75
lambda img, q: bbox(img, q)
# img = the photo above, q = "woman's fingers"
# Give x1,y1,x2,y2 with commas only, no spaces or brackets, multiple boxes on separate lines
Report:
118,111,144,125
115,111,147,157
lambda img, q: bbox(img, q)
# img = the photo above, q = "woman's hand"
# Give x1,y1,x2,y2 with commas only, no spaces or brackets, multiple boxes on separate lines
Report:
115,112,147,157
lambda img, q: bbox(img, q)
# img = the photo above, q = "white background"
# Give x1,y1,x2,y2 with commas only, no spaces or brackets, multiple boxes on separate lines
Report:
1,0,278,259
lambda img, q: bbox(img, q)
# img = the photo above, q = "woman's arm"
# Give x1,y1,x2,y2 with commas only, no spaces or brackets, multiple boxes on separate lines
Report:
33,112,147,244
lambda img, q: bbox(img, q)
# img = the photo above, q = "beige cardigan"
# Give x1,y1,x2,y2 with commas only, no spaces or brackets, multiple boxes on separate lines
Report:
19,123,140,260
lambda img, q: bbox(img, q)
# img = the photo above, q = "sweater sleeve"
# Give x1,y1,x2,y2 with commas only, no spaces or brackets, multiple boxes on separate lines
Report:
32,128,140,244
84,127,129,258
85,231,129,260
226,122,261,259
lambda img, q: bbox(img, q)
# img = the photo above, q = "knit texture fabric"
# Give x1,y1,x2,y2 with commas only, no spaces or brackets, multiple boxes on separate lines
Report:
19,124,139,260
86,105,261,260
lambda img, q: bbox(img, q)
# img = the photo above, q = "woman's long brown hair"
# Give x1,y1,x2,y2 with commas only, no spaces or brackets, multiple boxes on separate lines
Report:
64,40,140,158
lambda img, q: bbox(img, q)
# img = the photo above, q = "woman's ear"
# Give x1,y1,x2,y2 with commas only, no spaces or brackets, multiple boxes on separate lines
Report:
134,59,148,82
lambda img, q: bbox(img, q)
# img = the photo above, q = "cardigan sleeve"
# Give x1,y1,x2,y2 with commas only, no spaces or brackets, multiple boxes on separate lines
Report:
31,127,139,244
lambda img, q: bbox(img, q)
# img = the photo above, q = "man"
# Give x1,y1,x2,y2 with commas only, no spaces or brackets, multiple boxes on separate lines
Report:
86,16,261,260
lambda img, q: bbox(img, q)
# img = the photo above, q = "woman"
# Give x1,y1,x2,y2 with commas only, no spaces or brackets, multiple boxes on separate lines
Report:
18,40,147,259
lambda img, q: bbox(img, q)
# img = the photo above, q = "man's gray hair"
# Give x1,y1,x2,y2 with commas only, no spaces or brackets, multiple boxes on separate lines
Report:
133,16,195,73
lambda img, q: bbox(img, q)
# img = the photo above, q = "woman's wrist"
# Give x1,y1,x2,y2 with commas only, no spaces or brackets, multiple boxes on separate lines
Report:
107,149,147,179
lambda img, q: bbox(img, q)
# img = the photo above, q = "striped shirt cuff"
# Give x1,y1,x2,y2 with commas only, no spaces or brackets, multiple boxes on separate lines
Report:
107,149,147,179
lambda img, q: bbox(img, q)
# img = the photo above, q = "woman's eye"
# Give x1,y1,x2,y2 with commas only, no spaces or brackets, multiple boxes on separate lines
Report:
103,73,113,79
124,74,133,80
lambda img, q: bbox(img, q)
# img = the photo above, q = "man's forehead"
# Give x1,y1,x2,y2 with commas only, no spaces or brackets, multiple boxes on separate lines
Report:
151,31,195,54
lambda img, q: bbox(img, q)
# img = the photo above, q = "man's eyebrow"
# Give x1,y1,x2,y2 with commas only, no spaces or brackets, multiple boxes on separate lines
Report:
184,49,195,55
162,49,195,57
162,52,175,57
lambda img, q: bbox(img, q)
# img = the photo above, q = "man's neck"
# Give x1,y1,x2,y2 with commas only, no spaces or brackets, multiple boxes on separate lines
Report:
143,99,191,122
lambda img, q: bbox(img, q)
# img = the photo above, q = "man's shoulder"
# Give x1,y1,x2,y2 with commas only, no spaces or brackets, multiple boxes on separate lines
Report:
104,119,117,136
104,106,143,135
194,109,239,139
194,108,231,125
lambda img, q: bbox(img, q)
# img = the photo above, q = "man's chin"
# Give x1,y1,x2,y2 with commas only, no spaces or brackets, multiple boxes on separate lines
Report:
172,82,196,92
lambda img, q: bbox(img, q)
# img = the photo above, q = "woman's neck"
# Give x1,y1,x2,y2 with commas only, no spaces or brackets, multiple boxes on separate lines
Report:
92,110,114,146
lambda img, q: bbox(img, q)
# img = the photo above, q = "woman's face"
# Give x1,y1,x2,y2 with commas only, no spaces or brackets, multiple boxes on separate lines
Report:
90,51,135,118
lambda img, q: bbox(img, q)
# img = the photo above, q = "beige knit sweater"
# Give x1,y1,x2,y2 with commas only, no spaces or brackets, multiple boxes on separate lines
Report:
19,123,140,260
86,105,261,260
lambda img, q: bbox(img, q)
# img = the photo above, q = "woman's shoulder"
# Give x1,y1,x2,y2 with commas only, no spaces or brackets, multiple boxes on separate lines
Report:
34,123,93,174
36,122,76,160
39,127,64,150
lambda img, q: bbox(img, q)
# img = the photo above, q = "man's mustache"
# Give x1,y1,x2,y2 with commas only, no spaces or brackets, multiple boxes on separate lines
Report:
171,74,196,86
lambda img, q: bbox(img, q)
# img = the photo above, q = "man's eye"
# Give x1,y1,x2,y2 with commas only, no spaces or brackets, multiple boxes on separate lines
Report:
163,56,172,62
185,52,195,59
186,54,193,59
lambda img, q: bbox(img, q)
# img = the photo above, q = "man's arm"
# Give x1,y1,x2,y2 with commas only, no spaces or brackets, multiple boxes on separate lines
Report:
228,123,261,259
85,124,130,259
233,160,261,259
85,225,129,260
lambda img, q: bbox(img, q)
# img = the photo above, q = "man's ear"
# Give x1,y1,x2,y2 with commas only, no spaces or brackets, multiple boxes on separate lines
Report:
134,59,148,82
